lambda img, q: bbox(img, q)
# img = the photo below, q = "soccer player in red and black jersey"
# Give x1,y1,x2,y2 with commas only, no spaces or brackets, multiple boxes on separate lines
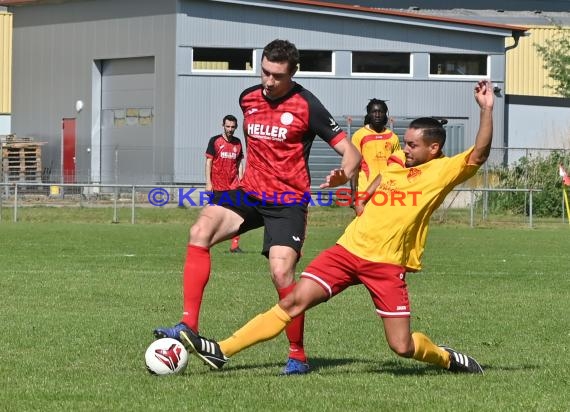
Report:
172,80,494,376
205,114,244,253
154,39,361,375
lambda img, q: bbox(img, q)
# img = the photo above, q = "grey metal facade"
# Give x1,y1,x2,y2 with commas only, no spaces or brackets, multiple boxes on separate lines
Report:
8,0,520,185
9,0,178,184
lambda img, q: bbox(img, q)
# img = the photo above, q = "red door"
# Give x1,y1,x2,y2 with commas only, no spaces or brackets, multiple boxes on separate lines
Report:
62,118,76,183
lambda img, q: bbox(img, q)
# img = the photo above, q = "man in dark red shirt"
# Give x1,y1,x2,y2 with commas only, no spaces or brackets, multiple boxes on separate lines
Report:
154,39,361,375
205,114,244,253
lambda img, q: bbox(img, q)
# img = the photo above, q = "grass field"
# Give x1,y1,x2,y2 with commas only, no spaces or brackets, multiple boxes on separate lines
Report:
1,207,569,411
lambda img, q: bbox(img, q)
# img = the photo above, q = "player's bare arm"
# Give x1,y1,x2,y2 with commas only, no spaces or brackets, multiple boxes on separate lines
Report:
238,160,244,181
468,80,494,166
353,172,383,216
205,158,213,192
320,138,361,188
349,173,358,211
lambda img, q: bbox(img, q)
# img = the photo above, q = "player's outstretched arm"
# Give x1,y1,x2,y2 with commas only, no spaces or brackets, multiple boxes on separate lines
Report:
320,138,361,188
353,172,383,216
468,80,494,166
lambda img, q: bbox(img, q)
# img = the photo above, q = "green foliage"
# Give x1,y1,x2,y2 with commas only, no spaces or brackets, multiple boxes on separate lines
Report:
488,151,570,217
535,27,570,97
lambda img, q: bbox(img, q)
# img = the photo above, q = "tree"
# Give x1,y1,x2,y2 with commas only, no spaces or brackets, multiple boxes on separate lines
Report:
535,27,570,98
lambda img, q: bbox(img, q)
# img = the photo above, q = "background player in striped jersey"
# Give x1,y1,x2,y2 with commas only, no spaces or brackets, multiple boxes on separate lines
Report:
350,99,401,212
354,99,401,174
178,80,494,375
205,114,244,253
154,39,361,375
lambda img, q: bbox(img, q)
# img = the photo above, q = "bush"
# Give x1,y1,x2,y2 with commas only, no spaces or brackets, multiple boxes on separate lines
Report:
488,151,570,217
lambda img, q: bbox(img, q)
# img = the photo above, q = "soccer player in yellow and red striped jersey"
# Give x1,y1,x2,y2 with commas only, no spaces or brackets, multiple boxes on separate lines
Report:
181,80,494,375
351,99,400,201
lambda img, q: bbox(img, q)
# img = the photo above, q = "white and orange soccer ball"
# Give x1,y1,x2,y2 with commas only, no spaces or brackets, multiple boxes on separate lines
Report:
145,338,188,375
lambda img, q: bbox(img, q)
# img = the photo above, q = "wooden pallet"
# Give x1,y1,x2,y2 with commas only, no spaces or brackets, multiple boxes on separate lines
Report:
1,142,44,183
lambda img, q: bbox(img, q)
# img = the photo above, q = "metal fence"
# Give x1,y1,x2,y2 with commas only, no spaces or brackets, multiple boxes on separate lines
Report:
1,182,566,228
3,141,570,227
19,146,569,188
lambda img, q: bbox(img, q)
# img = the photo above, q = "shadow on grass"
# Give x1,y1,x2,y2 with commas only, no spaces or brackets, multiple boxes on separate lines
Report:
189,356,538,376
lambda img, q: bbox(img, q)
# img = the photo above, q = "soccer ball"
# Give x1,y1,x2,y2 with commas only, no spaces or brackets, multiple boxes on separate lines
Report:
145,338,188,375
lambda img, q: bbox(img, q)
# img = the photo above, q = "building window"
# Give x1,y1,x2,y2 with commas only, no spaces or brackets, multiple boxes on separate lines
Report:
352,52,411,75
430,54,488,76
192,48,254,71
298,50,333,73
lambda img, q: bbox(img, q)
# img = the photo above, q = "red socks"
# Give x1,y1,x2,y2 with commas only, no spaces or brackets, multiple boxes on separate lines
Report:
277,282,307,362
181,244,211,331
180,243,306,363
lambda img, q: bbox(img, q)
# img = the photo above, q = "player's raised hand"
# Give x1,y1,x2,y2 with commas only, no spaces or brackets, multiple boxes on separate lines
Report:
320,168,349,188
474,80,494,110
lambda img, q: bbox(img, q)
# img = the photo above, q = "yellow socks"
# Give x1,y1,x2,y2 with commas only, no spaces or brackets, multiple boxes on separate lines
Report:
219,304,292,357
411,332,451,369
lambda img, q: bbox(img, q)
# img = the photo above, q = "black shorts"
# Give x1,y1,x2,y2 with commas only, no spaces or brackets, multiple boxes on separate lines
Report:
210,189,308,257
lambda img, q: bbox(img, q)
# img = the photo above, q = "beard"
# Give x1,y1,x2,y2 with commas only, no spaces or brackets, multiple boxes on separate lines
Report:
370,120,386,132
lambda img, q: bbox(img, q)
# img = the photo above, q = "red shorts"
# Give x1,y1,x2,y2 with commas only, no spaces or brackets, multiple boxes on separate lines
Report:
300,244,410,318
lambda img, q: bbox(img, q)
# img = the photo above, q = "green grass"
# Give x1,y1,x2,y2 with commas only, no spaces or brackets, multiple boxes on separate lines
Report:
1,208,569,411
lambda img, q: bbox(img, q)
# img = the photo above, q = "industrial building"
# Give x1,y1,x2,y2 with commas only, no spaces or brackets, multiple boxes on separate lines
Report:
1,0,531,185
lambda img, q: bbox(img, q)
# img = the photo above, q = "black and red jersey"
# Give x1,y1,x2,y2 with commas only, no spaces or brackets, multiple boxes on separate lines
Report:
205,135,243,191
239,83,346,203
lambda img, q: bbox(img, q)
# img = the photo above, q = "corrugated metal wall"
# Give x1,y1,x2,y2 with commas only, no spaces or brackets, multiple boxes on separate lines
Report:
0,12,11,115
505,26,569,97
9,0,178,183
174,0,508,182
8,0,513,184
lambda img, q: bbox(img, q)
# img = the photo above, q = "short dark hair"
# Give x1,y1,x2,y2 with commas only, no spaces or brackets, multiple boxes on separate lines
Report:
408,117,447,147
262,39,300,73
223,114,237,124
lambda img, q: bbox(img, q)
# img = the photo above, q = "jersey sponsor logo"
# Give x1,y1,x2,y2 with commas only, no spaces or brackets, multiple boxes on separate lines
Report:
220,151,238,159
247,123,288,142
407,167,422,182
280,112,294,125
380,179,398,193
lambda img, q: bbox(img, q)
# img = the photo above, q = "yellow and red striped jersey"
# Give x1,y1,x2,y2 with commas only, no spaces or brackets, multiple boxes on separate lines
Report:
337,147,479,271
351,126,401,191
